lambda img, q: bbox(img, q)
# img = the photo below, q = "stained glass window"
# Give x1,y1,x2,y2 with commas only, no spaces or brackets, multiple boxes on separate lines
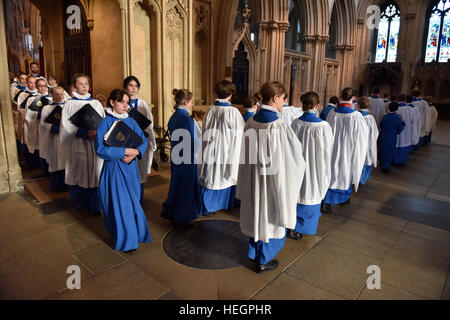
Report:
375,3,400,63
425,0,450,63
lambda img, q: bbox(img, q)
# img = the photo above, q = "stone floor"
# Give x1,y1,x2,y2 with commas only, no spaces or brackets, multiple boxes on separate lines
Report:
0,122,449,300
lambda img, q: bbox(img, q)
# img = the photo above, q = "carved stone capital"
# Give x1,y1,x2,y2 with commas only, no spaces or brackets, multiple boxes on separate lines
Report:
86,19,94,31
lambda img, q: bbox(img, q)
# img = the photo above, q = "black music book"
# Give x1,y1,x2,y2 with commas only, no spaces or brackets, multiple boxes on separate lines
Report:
19,93,33,109
104,120,144,149
69,104,103,131
28,96,51,112
44,105,63,126
128,108,152,131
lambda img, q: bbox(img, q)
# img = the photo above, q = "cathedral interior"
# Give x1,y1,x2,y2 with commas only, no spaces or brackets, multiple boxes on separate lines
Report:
0,0,449,300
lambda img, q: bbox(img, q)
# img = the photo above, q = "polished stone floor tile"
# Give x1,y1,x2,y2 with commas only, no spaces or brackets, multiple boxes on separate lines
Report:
357,282,427,300
72,242,128,275
285,241,381,299
251,273,345,300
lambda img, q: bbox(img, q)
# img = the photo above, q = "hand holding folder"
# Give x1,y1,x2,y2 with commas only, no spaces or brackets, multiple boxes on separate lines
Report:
103,120,144,149
69,104,103,131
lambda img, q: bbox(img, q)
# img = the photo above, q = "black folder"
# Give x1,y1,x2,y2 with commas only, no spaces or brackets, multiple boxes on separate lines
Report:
19,93,33,109
69,104,103,131
104,120,144,149
128,108,152,131
13,89,24,102
28,96,51,112
44,105,63,126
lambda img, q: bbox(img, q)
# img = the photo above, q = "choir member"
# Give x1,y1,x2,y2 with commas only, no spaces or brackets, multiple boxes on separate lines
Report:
39,86,67,191
242,96,257,123
25,77,52,174
10,72,28,105
60,74,105,214
320,96,339,121
357,97,379,184
369,88,387,129
280,94,303,126
123,76,157,202
47,74,71,101
412,90,431,147
406,95,422,151
162,89,202,228
95,89,151,253
424,96,439,145
95,93,108,110
200,80,245,215
379,102,405,173
29,62,41,78
291,91,333,238
322,88,369,213
238,81,306,273
395,94,419,165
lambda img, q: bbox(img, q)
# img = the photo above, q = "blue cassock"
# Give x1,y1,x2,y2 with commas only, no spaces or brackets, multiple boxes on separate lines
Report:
295,112,322,235
379,113,404,170
242,111,255,123
358,109,373,185
162,108,202,223
319,104,335,121
247,108,286,265
95,114,151,251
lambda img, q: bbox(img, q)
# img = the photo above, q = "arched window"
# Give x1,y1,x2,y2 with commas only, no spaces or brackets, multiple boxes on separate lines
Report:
424,0,450,63
325,6,338,59
285,0,301,51
374,2,400,63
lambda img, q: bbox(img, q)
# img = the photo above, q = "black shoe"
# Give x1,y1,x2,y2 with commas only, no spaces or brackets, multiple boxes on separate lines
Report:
124,249,137,255
381,168,390,174
286,229,303,240
202,212,215,217
257,260,279,273
321,203,332,214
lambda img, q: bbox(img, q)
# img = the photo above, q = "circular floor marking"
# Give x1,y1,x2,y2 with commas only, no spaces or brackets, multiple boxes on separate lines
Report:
162,219,249,270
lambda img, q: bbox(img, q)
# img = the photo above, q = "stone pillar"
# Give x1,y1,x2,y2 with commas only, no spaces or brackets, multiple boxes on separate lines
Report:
259,20,290,82
400,12,417,93
303,34,329,100
0,0,23,193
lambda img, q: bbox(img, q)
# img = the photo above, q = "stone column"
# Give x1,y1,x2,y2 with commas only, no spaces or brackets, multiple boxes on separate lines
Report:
303,34,329,100
259,20,290,83
400,12,418,93
0,0,23,194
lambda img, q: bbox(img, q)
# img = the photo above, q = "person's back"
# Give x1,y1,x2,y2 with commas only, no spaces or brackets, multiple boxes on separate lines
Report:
411,92,430,145
238,81,305,273
320,96,339,121
200,80,245,215
291,92,333,237
322,88,369,211
369,89,386,128
395,95,416,164
357,97,379,185
379,102,405,172
280,105,303,126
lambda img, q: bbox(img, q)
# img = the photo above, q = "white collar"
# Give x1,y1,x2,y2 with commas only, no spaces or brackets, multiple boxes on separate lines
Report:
260,104,280,115
215,98,231,103
73,91,91,100
26,88,37,94
245,108,255,112
306,109,317,114
106,108,129,119
178,105,191,114
359,109,370,112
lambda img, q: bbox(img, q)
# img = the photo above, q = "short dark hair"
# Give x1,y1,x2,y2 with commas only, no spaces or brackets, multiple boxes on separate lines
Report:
253,92,262,102
341,87,354,101
107,89,130,108
242,96,257,109
30,62,39,67
300,91,320,111
329,96,339,105
398,94,406,102
412,90,421,97
358,96,371,109
123,76,141,89
406,95,413,103
372,88,380,94
18,71,27,77
383,93,390,98
388,102,399,112
390,95,398,102
215,80,236,99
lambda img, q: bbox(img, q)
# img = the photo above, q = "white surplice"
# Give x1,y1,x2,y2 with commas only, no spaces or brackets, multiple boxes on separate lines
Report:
369,96,387,129
60,92,105,188
39,103,66,172
238,108,306,242
279,106,303,126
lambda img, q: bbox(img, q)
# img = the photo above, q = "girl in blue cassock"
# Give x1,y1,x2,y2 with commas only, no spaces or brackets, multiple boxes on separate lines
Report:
161,88,202,228
95,89,151,253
